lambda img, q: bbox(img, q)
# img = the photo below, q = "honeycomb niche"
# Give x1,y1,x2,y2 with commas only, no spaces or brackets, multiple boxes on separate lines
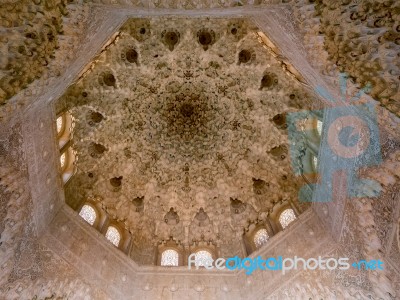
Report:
57,18,314,262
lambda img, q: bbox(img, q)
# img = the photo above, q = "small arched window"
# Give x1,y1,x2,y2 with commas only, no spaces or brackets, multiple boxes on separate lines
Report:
79,204,97,225
312,155,318,171
56,112,73,148
56,112,75,184
56,115,64,134
105,226,121,247
60,152,66,169
194,250,213,267
279,209,297,229
161,249,179,266
317,120,323,136
254,228,269,248
60,146,75,183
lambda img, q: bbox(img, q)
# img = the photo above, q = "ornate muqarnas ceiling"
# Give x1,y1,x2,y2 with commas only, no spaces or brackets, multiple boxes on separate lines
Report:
58,18,316,259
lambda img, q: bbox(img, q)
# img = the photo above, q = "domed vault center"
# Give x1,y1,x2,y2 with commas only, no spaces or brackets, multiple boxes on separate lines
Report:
0,1,399,299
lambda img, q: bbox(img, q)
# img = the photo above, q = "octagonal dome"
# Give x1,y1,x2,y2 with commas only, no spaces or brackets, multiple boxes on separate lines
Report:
56,17,316,263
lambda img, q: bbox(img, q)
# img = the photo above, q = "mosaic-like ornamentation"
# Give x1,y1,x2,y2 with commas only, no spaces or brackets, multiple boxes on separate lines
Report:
58,17,314,259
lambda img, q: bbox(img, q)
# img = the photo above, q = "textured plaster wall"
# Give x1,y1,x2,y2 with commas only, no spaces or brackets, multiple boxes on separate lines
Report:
42,207,336,300
22,102,63,236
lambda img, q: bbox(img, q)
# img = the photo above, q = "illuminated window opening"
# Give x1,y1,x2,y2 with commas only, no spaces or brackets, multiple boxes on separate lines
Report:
317,120,323,136
60,152,66,169
253,228,269,248
60,147,75,183
279,209,297,229
105,226,121,247
312,155,318,171
56,112,75,184
194,250,213,267
79,204,97,225
161,249,179,266
56,112,73,149
57,116,64,134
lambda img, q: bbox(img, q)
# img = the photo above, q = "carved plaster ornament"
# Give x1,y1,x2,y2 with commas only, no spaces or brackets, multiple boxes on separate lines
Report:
60,18,313,259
